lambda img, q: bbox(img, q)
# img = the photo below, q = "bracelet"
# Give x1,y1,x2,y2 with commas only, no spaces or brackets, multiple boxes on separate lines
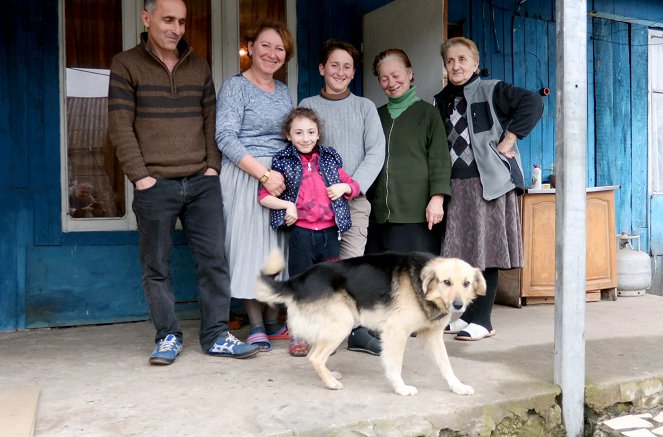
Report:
259,170,270,183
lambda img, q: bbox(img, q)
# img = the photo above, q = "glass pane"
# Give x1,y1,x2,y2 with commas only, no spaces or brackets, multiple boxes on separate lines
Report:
65,0,125,219
65,0,122,68
239,0,287,83
187,0,212,65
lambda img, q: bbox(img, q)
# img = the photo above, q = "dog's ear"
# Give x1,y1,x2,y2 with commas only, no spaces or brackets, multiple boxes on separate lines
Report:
473,268,487,296
421,266,438,295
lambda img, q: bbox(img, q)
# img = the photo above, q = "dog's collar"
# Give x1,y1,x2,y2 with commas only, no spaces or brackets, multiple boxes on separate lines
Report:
431,311,448,322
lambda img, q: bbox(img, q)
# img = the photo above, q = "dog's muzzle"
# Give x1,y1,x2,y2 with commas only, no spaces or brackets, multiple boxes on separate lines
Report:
451,299,465,312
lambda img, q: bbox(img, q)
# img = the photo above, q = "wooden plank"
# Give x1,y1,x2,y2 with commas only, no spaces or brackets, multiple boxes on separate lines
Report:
0,388,40,437
523,296,555,305
524,292,600,305
592,0,663,27
630,24,649,250
593,18,615,188
611,20,632,234
27,0,62,246
512,16,529,172
502,7,513,83
532,18,548,170
296,1,316,99
470,0,484,64
0,193,19,330
526,0,550,21
542,20,556,179
481,0,494,77
491,1,505,81
586,291,601,302
520,17,547,181
586,18,596,186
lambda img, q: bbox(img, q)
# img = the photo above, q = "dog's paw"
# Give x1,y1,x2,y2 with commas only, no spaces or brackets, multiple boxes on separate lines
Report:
325,378,344,390
450,382,474,395
394,385,418,396
332,371,343,380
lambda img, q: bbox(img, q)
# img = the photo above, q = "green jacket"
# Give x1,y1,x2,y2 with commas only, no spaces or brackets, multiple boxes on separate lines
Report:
368,100,451,224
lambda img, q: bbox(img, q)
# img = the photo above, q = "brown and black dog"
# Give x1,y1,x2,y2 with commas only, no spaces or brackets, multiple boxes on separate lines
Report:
254,250,486,396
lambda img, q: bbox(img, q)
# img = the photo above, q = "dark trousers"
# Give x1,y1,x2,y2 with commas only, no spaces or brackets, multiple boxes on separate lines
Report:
288,226,340,276
132,174,231,350
365,222,442,255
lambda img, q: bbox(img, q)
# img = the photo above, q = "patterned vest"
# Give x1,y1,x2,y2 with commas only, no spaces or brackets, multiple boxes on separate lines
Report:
268,144,352,233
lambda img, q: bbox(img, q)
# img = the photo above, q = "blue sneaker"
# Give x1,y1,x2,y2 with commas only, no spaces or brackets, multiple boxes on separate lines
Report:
208,332,260,358
149,334,182,365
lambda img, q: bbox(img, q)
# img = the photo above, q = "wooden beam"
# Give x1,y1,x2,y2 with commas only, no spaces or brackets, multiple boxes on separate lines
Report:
588,10,663,27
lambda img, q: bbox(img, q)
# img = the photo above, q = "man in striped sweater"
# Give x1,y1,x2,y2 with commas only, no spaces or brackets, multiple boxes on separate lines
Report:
108,0,259,365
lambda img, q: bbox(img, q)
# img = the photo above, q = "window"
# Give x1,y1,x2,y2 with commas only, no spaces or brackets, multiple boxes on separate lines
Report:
64,0,126,225
61,0,294,231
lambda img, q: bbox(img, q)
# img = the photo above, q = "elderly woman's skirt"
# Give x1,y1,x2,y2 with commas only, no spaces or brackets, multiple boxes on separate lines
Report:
220,157,287,299
442,177,523,270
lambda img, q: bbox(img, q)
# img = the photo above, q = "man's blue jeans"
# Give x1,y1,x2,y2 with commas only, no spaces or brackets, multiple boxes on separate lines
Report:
132,174,230,350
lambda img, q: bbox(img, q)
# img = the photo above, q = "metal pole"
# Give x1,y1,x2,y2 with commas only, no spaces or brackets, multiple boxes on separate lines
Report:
554,1,587,436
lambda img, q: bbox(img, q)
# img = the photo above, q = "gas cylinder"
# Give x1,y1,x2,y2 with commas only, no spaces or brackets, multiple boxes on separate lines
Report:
616,233,652,297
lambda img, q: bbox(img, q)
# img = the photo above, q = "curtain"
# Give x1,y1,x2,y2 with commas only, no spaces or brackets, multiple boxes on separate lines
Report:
65,0,122,69
187,0,212,64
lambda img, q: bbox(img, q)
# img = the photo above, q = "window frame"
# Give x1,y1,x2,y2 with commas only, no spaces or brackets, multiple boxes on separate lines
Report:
59,0,297,232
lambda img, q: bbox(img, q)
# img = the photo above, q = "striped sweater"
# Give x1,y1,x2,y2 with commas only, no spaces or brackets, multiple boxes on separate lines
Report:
108,33,220,183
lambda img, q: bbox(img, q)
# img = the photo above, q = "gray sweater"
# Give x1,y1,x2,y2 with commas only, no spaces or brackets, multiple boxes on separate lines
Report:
299,93,385,194
215,74,293,164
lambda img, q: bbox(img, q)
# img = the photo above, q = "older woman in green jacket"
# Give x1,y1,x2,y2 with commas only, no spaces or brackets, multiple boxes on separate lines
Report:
366,48,451,255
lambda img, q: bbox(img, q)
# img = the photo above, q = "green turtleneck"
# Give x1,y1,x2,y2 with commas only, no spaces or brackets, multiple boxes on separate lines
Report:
386,86,421,119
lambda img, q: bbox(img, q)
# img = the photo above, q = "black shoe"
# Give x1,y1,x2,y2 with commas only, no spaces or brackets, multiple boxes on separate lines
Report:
347,327,381,356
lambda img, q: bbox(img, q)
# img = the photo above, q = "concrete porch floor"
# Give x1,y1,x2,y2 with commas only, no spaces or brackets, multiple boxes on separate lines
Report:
1,294,662,436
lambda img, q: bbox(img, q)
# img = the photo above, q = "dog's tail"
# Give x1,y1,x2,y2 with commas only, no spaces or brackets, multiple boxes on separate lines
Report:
254,249,290,306
261,249,286,277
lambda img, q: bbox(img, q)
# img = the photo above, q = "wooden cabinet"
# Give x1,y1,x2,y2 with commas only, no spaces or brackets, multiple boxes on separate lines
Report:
496,186,618,306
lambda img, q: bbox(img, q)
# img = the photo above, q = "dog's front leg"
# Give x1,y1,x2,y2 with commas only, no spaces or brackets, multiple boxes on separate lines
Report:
308,341,343,390
381,330,417,396
421,328,473,395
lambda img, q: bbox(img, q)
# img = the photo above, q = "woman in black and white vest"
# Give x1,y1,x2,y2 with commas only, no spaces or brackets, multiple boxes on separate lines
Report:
433,37,544,341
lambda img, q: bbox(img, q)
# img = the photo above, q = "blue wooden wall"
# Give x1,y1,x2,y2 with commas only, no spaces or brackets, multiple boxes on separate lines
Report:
1,0,396,331
592,19,650,242
1,0,63,330
296,0,393,101
1,0,201,330
2,0,661,331
451,0,557,186
450,0,659,253
590,0,660,250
